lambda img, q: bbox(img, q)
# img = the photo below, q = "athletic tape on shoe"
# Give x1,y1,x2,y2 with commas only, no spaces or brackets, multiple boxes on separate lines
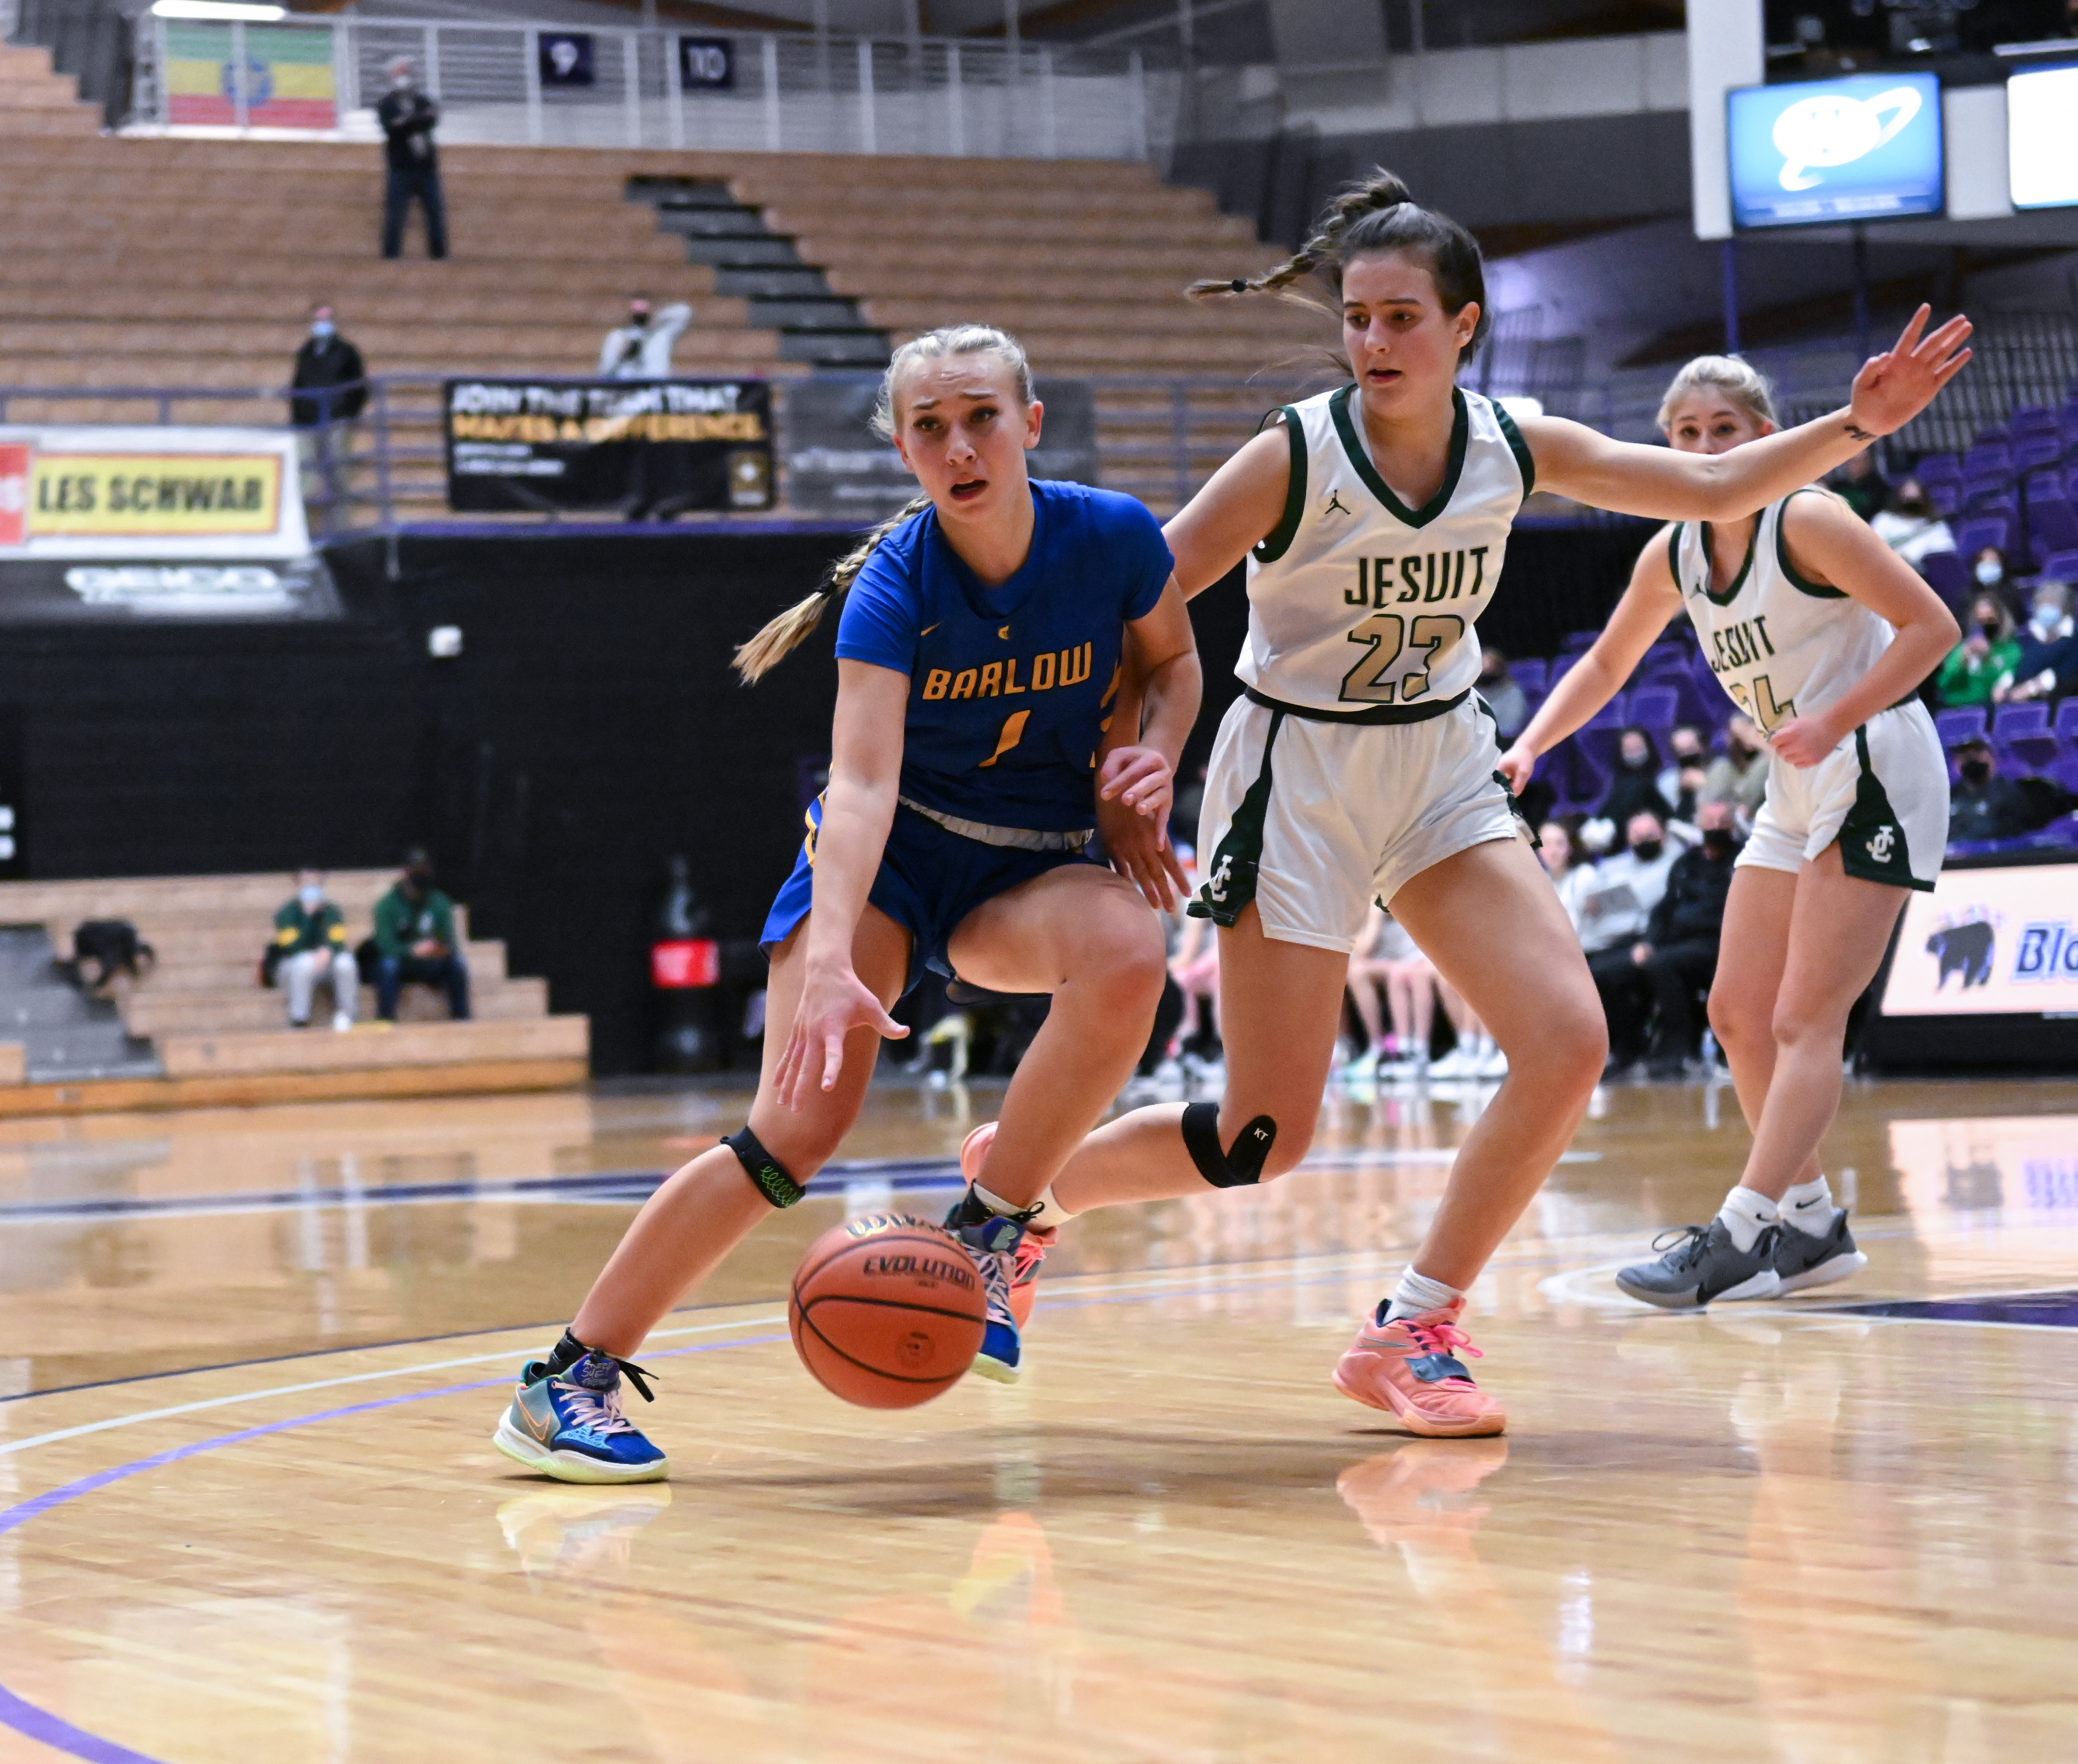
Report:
1180,1100,1277,1188
725,1126,804,1208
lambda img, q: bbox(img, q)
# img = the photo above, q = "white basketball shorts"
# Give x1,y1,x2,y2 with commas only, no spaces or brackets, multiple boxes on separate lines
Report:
1190,691,1523,953
1739,700,1946,892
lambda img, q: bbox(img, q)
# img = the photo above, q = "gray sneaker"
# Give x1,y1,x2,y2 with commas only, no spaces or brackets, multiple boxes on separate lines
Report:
1772,1209,1868,1295
1615,1220,1782,1309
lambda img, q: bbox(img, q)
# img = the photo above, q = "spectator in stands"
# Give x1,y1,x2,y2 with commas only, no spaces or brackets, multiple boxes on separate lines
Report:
1948,738,2035,845
1936,592,2021,708
1870,477,1953,568
378,57,447,261
1616,801,1739,1078
1972,546,2009,595
599,295,694,380
372,850,471,1021
1828,449,1889,522
289,303,366,502
1477,647,1530,739
1655,725,1708,839
1536,818,1596,938
271,869,357,1032
1581,810,1678,1069
1597,726,1672,830
1347,902,1440,1075
1701,714,1768,822
1998,581,2077,704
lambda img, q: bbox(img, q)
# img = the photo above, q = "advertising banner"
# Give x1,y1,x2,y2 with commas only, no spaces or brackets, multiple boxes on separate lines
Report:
165,22,338,130
0,427,310,560
444,378,774,515
782,377,1099,522
1880,861,2078,1017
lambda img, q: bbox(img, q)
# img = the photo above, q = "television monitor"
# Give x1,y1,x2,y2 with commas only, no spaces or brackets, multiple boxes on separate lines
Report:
1727,72,1944,229
1860,854,2078,1072
2007,63,2078,210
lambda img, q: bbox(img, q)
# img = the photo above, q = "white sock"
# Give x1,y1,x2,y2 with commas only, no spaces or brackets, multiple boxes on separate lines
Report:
1717,1186,1779,1254
1780,1175,1835,1236
1383,1267,1463,1323
974,1179,1072,1227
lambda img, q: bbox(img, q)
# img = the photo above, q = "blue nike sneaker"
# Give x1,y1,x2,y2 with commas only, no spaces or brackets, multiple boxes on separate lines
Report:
492,1345,668,1484
944,1187,1026,1384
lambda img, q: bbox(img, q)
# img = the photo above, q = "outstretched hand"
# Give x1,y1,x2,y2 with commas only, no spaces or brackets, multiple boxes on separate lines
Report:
774,957,908,1109
1848,305,1973,438
1098,744,1186,911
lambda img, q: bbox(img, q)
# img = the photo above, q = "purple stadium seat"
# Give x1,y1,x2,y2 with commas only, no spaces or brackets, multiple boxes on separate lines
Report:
2030,495,2078,558
1629,684,1679,732
1559,629,1599,655
1954,513,2016,562
2056,699,2078,742
1994,702,2057,773
2065,465,2078,504
2012,405,2057,436
2016,435,2063,472
1548,653,1578,687
1920,549,1969,608
2025,468,2064,504
1963,443,2012,477
1927,480,1961,517
1961,476,2014,508
1510,656,1548,695
1914,451,1961,483
1935,706,1987,748
2037,548,2078,582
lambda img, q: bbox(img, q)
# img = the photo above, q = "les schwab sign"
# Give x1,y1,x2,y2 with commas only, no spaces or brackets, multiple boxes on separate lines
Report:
0,429,309,557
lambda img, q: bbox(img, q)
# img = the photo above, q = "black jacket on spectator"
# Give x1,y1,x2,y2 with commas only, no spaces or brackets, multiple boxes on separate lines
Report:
1598,768,1672,831
1645,844,1737,947
290,334,367,427
377,89,440,171
1949,775,2034,843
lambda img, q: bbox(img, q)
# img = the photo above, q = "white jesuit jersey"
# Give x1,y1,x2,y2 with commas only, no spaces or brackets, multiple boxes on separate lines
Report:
1238,384,1533,715
1668,490,1894,735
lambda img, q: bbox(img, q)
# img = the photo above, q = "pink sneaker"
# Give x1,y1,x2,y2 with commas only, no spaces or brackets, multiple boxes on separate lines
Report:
1331,1300,1507,1438
956,1123,1055,1332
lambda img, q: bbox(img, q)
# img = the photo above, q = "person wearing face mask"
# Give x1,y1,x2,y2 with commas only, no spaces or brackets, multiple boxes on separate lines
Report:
1700,713,1770,823
371,850,471,1022
1595,725,1672,829
1579,811,1680,1069
1947,739,2034,845
1869,477,1952,567
268,869,357,1031
1998,580,2076,704
1935,591,2020,708
377,57,447,260
1613,802,1741,1079
289,303,367,501
599,295,694,381
1475,647,1528,739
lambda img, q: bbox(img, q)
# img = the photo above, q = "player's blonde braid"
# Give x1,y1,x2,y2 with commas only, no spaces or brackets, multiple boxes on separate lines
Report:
734,324,1032,683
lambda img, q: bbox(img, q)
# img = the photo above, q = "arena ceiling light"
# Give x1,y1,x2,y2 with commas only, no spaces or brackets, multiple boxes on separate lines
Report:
150,1,289,19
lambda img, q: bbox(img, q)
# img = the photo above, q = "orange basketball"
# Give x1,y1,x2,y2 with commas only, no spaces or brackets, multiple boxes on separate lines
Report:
790,1214,986,1408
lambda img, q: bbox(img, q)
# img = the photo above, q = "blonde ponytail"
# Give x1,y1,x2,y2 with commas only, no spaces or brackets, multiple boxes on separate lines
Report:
1656,355,1779,432
735,321,1035,684
733,493,932,682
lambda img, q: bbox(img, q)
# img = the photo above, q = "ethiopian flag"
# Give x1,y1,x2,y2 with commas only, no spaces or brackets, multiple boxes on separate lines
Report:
166,23,336,129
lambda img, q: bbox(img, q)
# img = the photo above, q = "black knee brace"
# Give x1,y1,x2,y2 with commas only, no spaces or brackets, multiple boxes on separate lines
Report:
725,1126,804,1208
1180,1100,1277,1189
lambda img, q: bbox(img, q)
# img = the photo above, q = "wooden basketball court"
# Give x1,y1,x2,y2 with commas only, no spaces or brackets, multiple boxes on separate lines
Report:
0,1071,2073,1762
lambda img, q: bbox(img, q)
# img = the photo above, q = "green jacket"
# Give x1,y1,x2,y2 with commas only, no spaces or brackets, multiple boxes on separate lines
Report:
273,898,347,955
373,884,458,959
1936,637,2020,708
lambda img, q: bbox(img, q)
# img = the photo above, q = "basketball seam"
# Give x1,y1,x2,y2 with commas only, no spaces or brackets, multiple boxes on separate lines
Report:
796,1309,972,1385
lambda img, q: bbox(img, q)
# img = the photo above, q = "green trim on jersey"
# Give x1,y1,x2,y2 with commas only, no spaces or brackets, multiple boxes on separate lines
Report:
1253,406,1307,564
1665,523,1683,592
1697,517,1759,608
1776,488,1849,599
1837,724,1930,891
1189,710,1285,927
1329,384,1469,530
1491,400,1536,497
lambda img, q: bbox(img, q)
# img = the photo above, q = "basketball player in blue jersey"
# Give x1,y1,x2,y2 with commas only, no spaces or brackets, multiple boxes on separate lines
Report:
491,324,1200,1483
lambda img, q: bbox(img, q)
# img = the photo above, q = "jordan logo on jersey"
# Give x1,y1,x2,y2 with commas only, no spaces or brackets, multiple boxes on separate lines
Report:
1324,491,1352,517
1346,549,1491,609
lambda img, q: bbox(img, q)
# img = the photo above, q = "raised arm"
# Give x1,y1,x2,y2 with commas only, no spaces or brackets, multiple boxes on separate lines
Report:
1764,493,1961,767
779,659,910,1103
1098,579,1202,910
1164,424,1291,597
1527,308,1971,523
1497,529,1684,795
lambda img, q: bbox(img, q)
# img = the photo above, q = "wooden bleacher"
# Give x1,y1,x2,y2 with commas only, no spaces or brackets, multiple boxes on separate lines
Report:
0,45,1318,515
0,870,587,1116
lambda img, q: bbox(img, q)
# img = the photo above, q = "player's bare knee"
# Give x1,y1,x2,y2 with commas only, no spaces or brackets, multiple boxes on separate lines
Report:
1077,920,1167,1015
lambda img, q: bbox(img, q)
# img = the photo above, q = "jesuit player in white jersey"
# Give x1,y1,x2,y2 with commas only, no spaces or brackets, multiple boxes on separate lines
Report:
918,170,1969,1439
1501,356,1958,1311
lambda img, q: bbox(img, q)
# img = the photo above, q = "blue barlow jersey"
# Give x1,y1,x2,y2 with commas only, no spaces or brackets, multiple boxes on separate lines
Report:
834,480,1173,833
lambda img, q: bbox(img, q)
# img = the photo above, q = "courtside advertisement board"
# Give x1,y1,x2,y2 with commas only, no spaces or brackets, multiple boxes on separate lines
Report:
1864,856,2078,1070
2007,63,2078,210
0,427,309,559
1728,73,1944,229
